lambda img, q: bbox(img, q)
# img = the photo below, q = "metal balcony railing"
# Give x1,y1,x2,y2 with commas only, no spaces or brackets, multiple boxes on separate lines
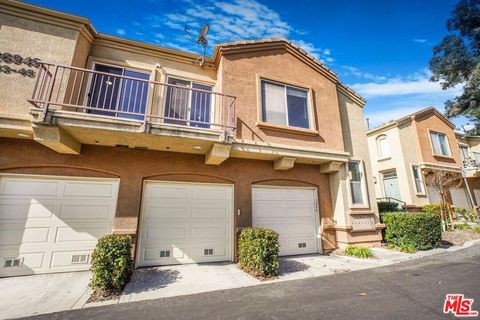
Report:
28,63,236,132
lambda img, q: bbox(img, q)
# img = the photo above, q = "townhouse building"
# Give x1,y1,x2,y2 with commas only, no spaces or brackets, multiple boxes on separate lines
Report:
0,0,380,277
367,107,479,211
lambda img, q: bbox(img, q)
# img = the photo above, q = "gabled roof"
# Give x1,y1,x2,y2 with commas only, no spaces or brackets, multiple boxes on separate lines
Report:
367,107,455,136
213,38,366,107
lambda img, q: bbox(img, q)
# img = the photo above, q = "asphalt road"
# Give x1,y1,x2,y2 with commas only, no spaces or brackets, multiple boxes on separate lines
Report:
24,245,480,320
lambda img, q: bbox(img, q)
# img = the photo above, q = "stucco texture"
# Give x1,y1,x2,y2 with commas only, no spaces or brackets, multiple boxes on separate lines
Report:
220,49,345,151
0,137,337,251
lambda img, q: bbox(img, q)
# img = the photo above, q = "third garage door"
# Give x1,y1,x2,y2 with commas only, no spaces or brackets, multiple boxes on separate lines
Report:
252,186,320,256
137,181,233,267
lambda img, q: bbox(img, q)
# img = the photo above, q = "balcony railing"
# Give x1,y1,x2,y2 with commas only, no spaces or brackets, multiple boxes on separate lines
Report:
28,63,236,132
463,157,480,171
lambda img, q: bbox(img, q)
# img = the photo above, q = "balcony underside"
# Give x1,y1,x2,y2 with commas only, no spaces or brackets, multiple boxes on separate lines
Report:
23,108,349,170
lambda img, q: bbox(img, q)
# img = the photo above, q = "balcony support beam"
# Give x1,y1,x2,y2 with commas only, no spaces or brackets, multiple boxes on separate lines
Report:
32,124,81,155
319,161,344,173
274,157,296,170
205,143,231,165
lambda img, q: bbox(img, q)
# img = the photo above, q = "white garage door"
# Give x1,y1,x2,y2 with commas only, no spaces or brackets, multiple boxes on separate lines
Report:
252,186,319,256
138,181,233,267
0,175,119,277
450,188,472,209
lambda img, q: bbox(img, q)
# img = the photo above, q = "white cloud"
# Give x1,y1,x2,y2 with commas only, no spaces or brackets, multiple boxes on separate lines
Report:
138,0,332,62
116,29,126,35
342,65,387,82
414,38,427,43
351,71,463,98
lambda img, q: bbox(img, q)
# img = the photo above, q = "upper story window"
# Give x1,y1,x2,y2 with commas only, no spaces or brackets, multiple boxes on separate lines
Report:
348,161,365,205
430,131,450,156
459,145,469,160
376,135,390,159
261,80,311,129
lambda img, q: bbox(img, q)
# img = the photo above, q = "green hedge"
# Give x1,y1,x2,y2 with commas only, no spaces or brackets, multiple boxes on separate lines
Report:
238,227,279,278
90,234,133,292
377,201,400,213
380,212,442,251
454,207,479,222
422,203,447,216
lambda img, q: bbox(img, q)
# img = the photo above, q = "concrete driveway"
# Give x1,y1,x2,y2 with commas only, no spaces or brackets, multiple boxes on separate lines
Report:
0,271,91,320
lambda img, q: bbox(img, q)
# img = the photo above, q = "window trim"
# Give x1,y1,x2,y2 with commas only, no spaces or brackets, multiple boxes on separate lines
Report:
376,134,391,160
458,144,470,160
256,75,316,133
346,160,369,208
411,164,426,196
428,129,452,158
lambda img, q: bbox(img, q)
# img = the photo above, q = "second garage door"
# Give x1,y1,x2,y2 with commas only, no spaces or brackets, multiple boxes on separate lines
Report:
137,181,233,267
252,186,320,256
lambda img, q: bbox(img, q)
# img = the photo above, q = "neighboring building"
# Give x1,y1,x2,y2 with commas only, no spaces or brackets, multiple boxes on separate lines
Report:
367,107,478,211
455,132,480,208
0,0,380,277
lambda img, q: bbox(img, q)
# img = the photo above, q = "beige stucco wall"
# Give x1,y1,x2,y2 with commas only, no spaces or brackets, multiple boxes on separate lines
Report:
219,50,345,151
0,11,84,118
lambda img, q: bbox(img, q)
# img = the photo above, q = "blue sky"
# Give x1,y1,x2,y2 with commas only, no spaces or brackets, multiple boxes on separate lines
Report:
27,0,468,128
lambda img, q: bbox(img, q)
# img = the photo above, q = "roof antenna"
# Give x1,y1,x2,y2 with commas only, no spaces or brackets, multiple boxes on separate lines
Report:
184,23,209,67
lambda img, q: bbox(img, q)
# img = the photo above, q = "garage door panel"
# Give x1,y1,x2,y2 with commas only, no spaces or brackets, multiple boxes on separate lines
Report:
253,203,286,218
191,187,229,200
63,181,116,198
145,204,188,219
286,204,315,218
0,227,50,246
287,220,316,235
54,226,110,243
253,188,284,201
0,176,118,277
191,225,227,239
138,182,232,266
145,225,188,240
285,237,317,254
285,190,315,201
1,179,59,197
0,200,56,221
147,185,189,199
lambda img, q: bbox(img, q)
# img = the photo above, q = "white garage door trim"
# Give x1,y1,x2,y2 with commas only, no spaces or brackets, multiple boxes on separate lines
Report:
0,174,119,277
137,181,234,267
252,185,321,256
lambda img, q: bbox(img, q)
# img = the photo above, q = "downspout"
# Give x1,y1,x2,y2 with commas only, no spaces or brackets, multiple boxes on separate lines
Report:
462,170,477,209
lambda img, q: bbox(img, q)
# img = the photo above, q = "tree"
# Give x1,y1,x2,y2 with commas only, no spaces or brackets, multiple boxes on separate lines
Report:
423,169,462,231
430,0,480,132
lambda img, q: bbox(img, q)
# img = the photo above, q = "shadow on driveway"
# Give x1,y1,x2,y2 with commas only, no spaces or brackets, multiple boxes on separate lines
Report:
123,268,181,295
278,258,311,275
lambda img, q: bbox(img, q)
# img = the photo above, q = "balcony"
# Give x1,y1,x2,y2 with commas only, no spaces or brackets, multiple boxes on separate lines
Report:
463,157,480,178
27,63,236,161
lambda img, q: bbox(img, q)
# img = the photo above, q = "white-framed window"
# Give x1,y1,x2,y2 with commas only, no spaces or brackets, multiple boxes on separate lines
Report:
348,161,365,205
412,165,425,194
430,131,450,156
459,145,469,160
260,80,311,129
376,135,391,158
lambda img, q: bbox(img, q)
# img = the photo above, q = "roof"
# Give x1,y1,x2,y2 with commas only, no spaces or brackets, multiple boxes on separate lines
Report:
367,107,455,136
2,1,365,106
214,38,365,106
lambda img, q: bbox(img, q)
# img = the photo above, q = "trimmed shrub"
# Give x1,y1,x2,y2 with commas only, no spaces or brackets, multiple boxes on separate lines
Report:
344,246,373,258
377,201,400,213
90,234,133,292
422,203,447,216
238,227,279,278
454,207,479,223
380,212,442,251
